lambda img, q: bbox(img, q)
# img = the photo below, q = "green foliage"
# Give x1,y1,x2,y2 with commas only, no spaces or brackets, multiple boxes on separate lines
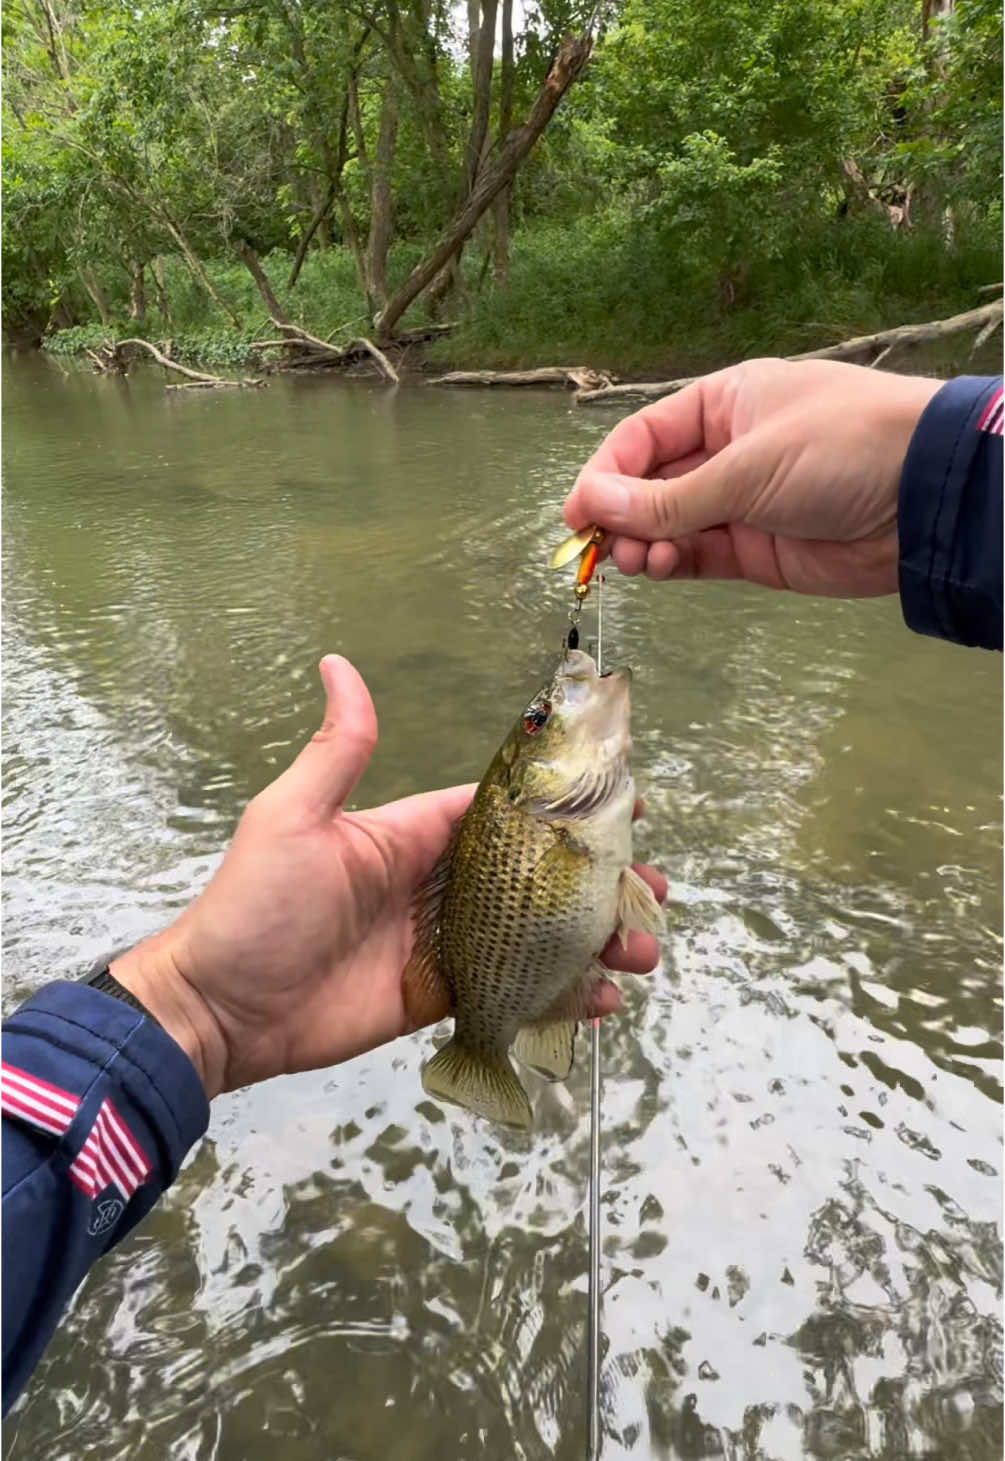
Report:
4,0,1001,365
441,210,1002,373
43,323,117,355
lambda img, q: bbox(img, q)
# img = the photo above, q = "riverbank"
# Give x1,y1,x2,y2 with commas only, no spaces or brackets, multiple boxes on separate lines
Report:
38,216,1001,382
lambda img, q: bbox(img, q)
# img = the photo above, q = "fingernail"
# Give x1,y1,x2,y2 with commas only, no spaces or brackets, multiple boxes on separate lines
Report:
591,472,630,517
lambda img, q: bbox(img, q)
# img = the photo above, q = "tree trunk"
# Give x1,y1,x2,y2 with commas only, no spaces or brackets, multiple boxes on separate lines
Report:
492,0,515,285
334,186,368,298
236,239,290,325
376,34,593,338
365,81,399,313
426,0,499,318
128,262,147,321
80,266,110,324
38,0,71,83
151,256,173,323
289,186,336,288
157,211,242,327
464,0,499,197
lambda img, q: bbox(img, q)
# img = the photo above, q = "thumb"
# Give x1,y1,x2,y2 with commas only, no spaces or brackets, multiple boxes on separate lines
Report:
574,446,744,543
282,655,379,816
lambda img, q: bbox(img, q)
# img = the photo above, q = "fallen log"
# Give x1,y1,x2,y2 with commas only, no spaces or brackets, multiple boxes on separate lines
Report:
106,337,264,389
575,300,1003,404
354,335,399,384
394,322,457,345
258,323,399,382
430,365,613,391
269,319,333,352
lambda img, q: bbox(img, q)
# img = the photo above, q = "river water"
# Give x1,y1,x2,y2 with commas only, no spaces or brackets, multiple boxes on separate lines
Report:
2,349,1001,1461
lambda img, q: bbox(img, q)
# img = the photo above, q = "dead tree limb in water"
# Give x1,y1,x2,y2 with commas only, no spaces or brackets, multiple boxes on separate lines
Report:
256,321,399,381
575,300,1004,405
430,366,612,391
94,338,265,388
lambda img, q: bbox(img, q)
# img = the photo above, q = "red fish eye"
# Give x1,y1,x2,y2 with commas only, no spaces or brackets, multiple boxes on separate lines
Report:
522,700,551,734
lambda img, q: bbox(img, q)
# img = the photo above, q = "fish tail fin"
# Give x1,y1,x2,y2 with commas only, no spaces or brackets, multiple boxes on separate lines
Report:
422,1040,532,1130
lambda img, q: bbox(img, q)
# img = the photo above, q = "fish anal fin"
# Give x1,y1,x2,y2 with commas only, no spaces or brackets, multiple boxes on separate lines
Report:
616,865,665,949
512,1021,577,1081
422,1040,532,1129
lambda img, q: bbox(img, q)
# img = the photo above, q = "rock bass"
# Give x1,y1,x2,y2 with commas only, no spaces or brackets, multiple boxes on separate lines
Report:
404,648,664,1129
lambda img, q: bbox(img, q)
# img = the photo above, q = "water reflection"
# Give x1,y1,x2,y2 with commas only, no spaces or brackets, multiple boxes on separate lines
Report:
2,351,1001,1459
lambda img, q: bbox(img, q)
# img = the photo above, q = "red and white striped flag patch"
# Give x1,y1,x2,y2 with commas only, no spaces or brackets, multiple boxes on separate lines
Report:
68,1098,151,1200
977,385,1003,435
2,1061,150,1202
1,1062,80,1136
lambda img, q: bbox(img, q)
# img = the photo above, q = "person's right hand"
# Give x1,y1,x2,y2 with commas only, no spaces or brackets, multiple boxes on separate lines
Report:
564,358,943,597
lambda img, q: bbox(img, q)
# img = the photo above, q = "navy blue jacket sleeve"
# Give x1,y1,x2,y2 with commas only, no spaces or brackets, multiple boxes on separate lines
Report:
1,982,209,1414
898,376,1003,650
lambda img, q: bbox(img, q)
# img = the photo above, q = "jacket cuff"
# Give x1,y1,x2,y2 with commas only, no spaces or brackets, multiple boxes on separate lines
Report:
898,376,1003,649
4,981,210,1178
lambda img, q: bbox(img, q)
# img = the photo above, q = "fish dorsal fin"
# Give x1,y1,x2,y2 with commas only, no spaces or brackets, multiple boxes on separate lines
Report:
512,1021,577,1081
615,865,666,949
401,823,460,1029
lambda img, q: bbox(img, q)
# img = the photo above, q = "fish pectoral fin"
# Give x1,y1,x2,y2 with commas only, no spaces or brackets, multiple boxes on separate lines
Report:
422,1040,532,1129
615,865,666,949
512,1021,577,1081
402,944,452,1030
402,833,458,1029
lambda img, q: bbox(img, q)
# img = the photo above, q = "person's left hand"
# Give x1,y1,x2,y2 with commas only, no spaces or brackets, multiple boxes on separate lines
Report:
114,656,667,1098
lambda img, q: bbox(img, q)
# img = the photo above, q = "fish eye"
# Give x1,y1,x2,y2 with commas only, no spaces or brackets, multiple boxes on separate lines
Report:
522,699,551,735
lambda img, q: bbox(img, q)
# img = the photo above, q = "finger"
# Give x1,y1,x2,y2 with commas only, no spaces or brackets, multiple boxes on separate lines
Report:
654,447,712,480
587,977,623,1017
598,929,661,975
282,655,379,816
664,525,791,589
571,380,712,489
570,445,745,544
611,536,648,576
366,783,477,880
644,540,681,580
631,861,668,904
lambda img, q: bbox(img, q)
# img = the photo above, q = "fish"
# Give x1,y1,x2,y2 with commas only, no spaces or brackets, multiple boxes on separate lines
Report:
403,648,664,1129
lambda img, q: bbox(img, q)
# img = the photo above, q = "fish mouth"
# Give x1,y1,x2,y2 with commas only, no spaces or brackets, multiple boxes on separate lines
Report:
561,649,631,684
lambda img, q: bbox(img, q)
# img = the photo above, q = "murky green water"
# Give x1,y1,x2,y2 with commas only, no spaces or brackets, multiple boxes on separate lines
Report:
3,349,1001,1460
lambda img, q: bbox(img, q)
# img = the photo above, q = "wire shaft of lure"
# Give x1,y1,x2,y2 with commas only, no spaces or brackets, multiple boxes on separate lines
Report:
550,525,606,1456
586,570,604,1461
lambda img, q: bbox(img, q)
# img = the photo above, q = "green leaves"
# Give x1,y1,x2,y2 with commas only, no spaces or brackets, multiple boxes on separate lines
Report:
4,0,1000,345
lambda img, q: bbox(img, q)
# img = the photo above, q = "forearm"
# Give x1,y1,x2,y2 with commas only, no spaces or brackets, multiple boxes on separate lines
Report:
898,376,1003,650
1,982,209,1413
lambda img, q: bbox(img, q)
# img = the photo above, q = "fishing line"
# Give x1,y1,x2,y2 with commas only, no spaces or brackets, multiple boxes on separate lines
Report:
586,571,603,1461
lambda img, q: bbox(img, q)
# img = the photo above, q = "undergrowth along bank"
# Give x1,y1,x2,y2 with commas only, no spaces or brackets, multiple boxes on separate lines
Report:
41,216,1001,379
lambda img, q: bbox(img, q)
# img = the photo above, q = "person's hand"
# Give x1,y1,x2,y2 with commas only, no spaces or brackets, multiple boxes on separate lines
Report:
112,657,667,1098
565,358,943,597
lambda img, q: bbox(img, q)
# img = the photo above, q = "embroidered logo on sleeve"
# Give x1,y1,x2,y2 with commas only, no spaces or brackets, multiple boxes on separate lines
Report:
977,385,1003,435
1,1062,80,1135
68,1097,151,1201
